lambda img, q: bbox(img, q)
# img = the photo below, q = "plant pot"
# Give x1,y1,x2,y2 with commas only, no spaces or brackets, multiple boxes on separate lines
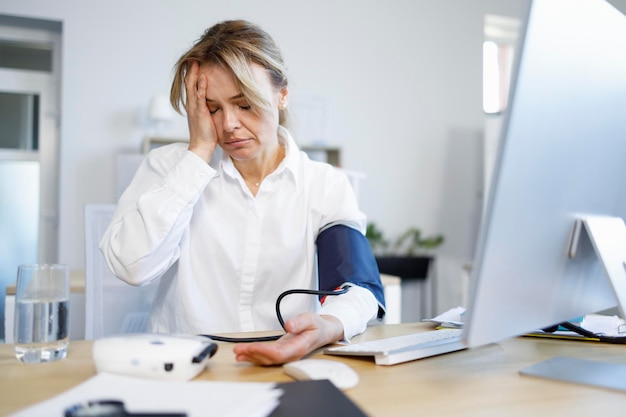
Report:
375,256,433,280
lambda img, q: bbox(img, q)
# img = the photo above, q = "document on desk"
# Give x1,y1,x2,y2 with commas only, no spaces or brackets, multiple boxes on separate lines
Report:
9,373,282,417
423,306,465,328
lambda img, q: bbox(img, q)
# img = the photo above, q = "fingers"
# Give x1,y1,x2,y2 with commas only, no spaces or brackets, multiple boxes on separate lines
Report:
183,60,218,162
233,314,333,366
233,333,311,365
194,72,208,112
234,345,288,366
285,313,342,341
184,61,209,115
232,313,345,366
284,312,316,334
183,61,199,113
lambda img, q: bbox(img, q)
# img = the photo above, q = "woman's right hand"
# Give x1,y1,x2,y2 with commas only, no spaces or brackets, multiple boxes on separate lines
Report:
184,61,218,162
233,313,345,366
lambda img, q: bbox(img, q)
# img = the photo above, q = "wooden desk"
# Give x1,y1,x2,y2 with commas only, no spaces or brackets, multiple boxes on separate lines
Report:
1,323,626,416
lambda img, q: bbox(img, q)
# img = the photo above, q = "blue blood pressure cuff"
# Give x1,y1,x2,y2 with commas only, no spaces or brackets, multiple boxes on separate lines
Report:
316,224,386,320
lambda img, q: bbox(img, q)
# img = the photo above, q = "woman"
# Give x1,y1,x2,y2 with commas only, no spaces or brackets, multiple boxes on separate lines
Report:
100,20,384,365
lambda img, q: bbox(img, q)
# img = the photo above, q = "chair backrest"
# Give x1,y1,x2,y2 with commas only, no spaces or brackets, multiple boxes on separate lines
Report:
84,204,158,339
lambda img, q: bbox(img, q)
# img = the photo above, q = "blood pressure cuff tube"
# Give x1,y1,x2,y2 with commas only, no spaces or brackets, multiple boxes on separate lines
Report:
316,224,386,320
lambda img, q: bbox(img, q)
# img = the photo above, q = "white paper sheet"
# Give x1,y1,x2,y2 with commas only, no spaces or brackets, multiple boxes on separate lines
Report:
581,313,626,337
10,373,281,417
423,306,466,328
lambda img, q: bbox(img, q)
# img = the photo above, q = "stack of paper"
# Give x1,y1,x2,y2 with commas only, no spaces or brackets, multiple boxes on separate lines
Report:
424,306,466,328
425,308,626,337
10,373,282,417
581,314,626,336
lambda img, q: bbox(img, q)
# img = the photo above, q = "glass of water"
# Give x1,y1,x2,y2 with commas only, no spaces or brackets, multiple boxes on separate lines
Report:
14,264,70,363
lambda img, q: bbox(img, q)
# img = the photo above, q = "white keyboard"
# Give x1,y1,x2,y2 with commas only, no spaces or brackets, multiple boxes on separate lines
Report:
324,328,466,366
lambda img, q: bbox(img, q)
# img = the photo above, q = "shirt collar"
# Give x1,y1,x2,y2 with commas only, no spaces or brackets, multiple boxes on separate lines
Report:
219,125,300,188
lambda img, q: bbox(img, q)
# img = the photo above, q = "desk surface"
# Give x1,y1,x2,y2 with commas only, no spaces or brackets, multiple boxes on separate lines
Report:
2,322,626,416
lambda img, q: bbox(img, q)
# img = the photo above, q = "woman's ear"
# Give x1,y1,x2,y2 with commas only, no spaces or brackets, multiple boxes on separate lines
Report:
278,87,289,110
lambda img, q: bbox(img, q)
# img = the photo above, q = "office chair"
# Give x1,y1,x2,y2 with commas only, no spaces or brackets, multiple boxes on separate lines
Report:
84,204,158,339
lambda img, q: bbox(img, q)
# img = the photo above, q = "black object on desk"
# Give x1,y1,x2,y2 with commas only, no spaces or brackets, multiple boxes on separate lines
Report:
270,380,369,417
64,399,187,417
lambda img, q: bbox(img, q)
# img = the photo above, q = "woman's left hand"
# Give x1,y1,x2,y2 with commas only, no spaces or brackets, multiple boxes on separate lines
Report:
233,313,344,365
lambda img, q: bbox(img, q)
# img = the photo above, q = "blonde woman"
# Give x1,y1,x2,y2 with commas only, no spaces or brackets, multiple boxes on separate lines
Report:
101,20,384,365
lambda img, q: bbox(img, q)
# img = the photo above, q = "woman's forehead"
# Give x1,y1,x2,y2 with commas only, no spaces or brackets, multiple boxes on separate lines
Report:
200,62,275,95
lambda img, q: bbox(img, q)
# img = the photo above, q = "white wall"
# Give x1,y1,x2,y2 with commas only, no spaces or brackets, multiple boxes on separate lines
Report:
0,0,529,313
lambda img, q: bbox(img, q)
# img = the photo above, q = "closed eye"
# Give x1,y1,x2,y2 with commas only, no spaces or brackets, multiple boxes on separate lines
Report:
205,101,250,114
205,99,220,115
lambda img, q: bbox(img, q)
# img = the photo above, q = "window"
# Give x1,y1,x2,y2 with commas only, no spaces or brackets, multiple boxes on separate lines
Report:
483,15,520,114
0,91,39,150
0,16,62,340
0,39,53,72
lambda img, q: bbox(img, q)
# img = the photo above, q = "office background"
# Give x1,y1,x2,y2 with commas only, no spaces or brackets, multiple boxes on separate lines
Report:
2,0,625,339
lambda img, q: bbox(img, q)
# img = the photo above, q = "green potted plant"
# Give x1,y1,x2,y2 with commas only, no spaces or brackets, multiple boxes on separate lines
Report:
366,223,444,279
365,222,389,256
390,227,444,256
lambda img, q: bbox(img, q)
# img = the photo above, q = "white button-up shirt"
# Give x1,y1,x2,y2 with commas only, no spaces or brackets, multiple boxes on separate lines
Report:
100,127,378,339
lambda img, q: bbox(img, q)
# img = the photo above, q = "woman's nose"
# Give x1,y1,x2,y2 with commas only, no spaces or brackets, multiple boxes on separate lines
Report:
222,108,241,131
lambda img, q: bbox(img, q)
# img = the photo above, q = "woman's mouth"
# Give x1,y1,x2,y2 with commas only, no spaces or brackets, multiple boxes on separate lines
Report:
225,137,252,147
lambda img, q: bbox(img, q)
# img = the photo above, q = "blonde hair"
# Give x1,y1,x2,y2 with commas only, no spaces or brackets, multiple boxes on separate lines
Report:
170,20,289,126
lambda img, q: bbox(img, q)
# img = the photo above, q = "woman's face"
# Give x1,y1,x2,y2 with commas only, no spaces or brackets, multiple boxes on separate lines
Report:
199,62,287,162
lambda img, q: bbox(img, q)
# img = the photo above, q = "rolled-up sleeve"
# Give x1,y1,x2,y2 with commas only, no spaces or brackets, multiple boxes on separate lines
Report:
99,146,215,286
318,285,379,339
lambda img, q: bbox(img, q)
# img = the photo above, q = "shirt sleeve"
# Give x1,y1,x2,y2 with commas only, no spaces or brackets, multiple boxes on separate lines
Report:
318,285,379,339
314,166,382,339
99,145,215,285
319,167,367,233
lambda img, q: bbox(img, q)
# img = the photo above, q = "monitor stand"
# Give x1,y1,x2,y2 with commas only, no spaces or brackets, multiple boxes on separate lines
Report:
520,356,626,392
520,215,626,392
568,215,626,318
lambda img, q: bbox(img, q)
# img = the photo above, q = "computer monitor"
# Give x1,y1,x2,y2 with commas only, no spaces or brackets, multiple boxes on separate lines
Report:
462,0,626,348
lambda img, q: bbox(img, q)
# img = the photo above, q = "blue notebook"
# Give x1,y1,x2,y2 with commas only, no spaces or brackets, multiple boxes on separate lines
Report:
270,379,368,417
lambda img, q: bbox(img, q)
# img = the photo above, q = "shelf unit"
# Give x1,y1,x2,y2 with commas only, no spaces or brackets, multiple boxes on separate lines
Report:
301,145,341,167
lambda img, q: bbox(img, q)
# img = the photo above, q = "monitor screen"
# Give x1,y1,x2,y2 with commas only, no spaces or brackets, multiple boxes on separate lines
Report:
463,0,626,348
